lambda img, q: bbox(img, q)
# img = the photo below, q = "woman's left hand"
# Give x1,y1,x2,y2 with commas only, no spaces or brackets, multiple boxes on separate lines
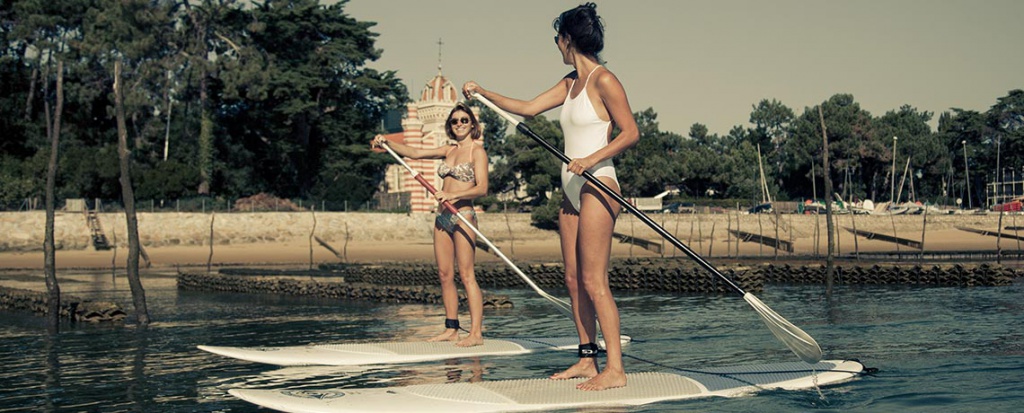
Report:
434,191,454,203
566,157,596,175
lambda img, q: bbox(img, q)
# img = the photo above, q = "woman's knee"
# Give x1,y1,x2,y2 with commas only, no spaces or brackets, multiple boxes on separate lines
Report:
437,268,456,283
579,272,611,298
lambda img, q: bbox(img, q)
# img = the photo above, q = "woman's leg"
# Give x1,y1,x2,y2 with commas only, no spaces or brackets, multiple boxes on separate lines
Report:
428,224,460,342
453,212,483,347
576,178,625,391
550,199,600,380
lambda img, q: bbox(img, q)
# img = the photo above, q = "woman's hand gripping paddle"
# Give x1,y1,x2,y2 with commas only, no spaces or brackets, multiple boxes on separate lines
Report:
378,141,574,319
472,93,822,364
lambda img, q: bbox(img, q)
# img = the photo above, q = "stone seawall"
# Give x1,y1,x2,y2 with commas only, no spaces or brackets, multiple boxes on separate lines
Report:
1,210,1017,253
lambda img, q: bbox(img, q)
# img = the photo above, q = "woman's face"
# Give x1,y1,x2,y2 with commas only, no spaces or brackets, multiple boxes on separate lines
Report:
448,110,474,140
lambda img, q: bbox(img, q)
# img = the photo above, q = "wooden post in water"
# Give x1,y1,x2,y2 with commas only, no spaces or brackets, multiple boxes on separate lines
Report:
207,212,215,274
889,211,901,261
697,218,704,256
1015,212,1020,256
629,215,635,257
997,208,1004,264
309,206,317,270
504,204,516,258
920,206,928,263
726,212,732,258
673,216,680,258
735,204,741,257
757,213,764,257
709,222,715,256
660,214,666,258
789,213,794,256
773,208,780,259
851,208,860,260
344,221,350,263
834,214,841,256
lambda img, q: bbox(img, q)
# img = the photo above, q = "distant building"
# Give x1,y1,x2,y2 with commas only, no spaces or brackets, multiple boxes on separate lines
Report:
377,68,483,213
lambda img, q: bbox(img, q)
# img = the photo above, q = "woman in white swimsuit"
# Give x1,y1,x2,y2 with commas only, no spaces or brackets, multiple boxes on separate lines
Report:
463,2,639,391
371,103,490,347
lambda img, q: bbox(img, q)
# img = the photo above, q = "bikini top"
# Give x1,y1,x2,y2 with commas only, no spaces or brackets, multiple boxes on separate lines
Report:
438,161,474,182
438,145,476,183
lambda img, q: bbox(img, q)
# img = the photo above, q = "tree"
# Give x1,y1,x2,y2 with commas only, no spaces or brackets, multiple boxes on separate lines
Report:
43,60,64,332
874,105,944,202
616,108,684,196
937,109,988,206
786,94,878,202
11,0,89,330
81,0,178,324
467,101,518,196
986,90,1024,190
500,116,564,204
748,99,794,199
216,0,406,201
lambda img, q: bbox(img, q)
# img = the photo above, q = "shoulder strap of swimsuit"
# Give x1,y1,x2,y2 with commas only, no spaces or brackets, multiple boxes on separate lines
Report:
444,144,458,157
581,65,602,89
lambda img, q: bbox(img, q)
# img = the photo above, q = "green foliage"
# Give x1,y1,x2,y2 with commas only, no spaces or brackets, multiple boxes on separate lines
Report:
530,191,562,230
616,108,685,196
500,116,564,204
0,1,1021,212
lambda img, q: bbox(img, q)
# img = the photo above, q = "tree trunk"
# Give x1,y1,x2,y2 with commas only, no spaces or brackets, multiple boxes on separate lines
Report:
43,59,64,333
818,106,835,295
114,59,150,325
25,65,38,121
198,76,212,195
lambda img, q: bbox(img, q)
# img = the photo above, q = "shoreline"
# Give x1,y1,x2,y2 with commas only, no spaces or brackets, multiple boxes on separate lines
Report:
1,211,1022,271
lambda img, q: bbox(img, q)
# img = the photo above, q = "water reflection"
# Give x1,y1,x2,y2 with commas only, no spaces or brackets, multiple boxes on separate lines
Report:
43,333,61,412
0,272,1022,412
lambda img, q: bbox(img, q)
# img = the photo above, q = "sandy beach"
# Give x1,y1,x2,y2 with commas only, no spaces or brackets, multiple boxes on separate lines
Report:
1,211,1021,271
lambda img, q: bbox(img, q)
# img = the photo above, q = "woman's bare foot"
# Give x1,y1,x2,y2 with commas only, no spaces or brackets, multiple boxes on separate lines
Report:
455,333,483,347
550,359,598,380
427,329,459,342
576,368,627,391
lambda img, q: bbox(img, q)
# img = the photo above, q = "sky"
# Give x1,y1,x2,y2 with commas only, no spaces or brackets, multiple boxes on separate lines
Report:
344,0,1023,137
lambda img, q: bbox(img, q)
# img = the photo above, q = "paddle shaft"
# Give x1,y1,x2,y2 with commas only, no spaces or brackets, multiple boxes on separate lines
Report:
378,142,573,315
475,94,745,295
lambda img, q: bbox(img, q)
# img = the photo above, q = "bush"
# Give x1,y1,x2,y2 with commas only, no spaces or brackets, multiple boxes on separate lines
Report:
530,192,562,230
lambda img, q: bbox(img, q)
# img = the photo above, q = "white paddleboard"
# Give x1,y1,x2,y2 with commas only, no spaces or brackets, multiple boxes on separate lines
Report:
200,336,630,367
229,359,865,413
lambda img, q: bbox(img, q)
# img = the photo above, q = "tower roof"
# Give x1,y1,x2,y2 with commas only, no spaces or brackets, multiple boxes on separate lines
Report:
420,73,458,103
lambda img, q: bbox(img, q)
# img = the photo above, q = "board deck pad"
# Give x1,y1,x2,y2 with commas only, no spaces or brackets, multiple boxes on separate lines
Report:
200,336,627,367
229,359,864,413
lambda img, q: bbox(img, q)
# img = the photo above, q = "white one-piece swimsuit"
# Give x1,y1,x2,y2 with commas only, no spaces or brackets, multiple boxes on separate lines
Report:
559,65,618,212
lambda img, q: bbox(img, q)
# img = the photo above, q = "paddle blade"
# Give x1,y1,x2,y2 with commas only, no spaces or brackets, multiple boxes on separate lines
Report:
743,293,822,364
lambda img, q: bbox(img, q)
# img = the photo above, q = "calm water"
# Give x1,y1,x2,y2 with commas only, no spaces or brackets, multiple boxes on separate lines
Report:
1,269,1022,412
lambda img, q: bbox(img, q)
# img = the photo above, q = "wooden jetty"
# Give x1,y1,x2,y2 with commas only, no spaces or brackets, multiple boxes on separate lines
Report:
956,226,1024,241
845,227,922,249
727,229,794,253
612,232,663,254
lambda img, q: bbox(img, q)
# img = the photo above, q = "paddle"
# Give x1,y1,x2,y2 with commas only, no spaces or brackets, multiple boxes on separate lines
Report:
378,141,574,319
472,93,823,364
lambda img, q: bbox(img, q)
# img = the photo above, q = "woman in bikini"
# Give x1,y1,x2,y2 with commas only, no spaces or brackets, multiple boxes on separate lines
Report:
371,102,489,347
462,2,638,391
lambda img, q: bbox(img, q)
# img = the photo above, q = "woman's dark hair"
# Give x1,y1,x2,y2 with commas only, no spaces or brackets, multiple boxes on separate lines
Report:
553,2,604,61
445,102,482,140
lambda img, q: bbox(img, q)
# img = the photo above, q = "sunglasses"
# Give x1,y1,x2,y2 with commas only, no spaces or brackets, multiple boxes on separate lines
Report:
449,117,472,126
553,35,559,45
